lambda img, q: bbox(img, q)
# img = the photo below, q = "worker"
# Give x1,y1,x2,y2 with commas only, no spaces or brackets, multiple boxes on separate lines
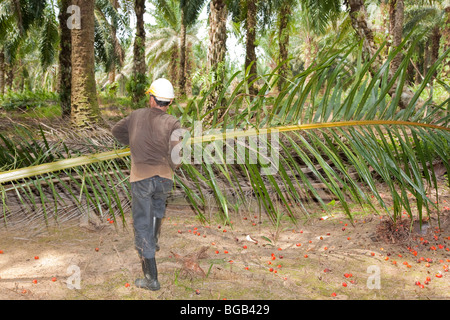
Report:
111,78,181,291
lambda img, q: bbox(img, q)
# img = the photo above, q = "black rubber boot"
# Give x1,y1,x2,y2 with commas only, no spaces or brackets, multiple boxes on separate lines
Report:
135,258,160,291
154,217,162,252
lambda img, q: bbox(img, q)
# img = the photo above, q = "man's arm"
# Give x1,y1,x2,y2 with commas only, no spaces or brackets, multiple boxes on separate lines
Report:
112,116,130,145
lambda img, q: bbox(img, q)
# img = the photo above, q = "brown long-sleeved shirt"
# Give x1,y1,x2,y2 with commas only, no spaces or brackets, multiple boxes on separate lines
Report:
112,107,181,182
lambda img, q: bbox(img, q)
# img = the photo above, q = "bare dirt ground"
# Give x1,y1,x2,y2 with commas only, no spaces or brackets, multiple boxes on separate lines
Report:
1,189,449,300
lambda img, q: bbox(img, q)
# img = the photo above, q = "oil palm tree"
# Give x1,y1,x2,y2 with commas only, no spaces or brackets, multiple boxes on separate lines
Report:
346,0,380,64
149,0,206,96
409,1,450,83
0,0,119,123
206,0,341,96
59,0,128,115
389,0,405,79
70,0,102,127
276,0,293,92
345,0,420,109
299,0,342,67
0,5,14,95
146,0,202,88
131,0,147,104
146,22,181,84
403,4,447,83
94,0,128,83
0,0,59,94
244,0,258,96
148,0,180,85
204,0,228,119
228,0,275,96
442,6,450,78
256,0,343,91
178,0,207,96
58,0,72,117
0,49,4,95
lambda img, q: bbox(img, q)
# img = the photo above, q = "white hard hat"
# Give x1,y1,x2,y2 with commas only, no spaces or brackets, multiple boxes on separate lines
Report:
146,78,175,102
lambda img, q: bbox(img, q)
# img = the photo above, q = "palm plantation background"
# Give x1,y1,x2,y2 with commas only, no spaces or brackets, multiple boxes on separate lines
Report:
0,0,449,233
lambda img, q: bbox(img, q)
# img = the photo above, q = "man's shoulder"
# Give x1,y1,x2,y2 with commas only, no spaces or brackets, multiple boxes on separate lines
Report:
163,112,179,122
125,108,146,120
131,108,150,116
130,107,179,127
154,109,179,124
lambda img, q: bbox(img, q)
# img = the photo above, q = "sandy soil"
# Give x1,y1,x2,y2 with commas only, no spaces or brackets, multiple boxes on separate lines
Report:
0,196,449,300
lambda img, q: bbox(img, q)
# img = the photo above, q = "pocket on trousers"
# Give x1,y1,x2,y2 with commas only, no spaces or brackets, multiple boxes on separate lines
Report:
158,177,174,195
131,179,151,198
151,178,173,203
151,178,173,218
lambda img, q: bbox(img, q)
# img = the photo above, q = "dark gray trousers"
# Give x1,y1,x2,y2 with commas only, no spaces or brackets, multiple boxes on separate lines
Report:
131,176,173,259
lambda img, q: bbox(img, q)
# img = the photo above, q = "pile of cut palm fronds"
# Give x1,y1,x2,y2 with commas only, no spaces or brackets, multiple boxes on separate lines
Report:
0,38,449,230
0,124,131,228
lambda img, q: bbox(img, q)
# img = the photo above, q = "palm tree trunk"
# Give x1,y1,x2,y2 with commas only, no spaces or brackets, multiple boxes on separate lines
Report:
207,0,228,72
416,48,424,85
179,10,187,97
17,59,24,92
347,0,381,70
133,0,146,103
185,42,193,96
303,34,316,70
169,47,178,86
245,0,258,96
347,0,413,109
205,0,228,116
109,0,122,85
381,0,389,52
388,0,406,107
424,38,432,76
109,69,116,84
6,64,14,90
440,7,450,78
0,49,4,96
428,25,441,82
389,0,404,79
58,0,72,118
70,0,101,128
430,26,441,68
278,1,291,92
